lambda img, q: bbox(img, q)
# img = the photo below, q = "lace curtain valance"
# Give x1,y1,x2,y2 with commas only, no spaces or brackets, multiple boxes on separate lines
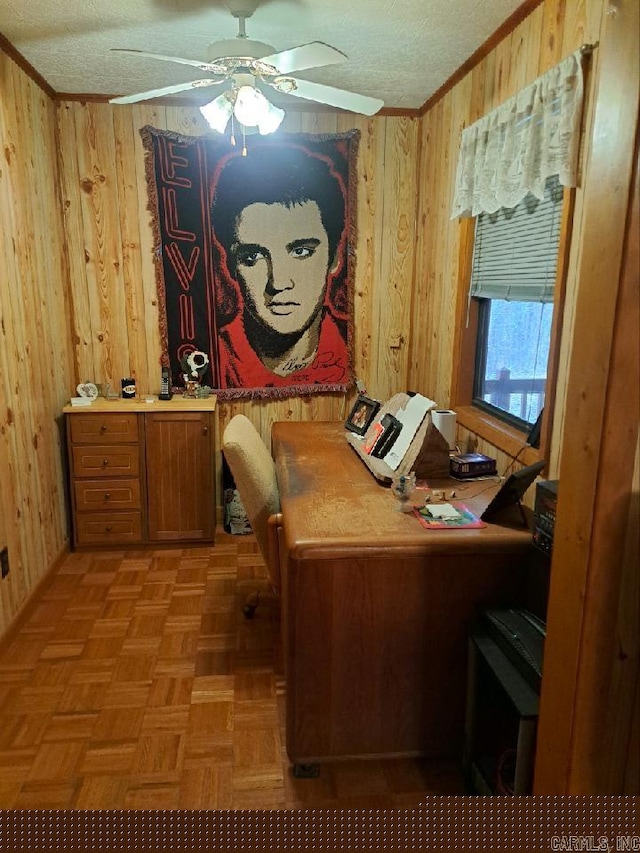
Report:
451,50,586,219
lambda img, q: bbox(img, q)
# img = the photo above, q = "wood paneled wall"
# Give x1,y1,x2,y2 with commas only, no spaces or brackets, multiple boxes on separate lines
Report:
411,0,605,472
535,0,639,792
50,1,609,493
0,51,75,638
56,104,420,446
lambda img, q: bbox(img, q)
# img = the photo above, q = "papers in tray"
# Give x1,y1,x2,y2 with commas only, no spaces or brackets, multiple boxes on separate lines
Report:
414,502,486,529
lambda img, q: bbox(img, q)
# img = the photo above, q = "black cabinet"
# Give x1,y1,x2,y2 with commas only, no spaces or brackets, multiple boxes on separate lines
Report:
464,627,541,795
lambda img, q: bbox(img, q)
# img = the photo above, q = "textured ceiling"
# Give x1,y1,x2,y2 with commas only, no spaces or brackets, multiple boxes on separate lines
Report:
0,0,526,111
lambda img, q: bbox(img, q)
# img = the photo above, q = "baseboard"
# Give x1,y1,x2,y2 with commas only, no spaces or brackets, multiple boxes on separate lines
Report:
0,540,70,650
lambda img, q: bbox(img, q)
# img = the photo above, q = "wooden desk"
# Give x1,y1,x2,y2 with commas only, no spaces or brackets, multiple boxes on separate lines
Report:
273,421,533,767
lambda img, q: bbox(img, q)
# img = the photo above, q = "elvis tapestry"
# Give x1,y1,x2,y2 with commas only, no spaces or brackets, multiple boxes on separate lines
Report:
141,126,359,400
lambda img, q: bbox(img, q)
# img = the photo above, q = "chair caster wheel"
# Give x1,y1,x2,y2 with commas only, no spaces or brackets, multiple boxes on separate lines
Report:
292,763,320,778
243,592,260,619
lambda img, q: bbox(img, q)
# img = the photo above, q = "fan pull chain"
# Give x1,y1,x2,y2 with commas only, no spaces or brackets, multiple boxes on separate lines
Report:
241,124,247,157
230,113,236,147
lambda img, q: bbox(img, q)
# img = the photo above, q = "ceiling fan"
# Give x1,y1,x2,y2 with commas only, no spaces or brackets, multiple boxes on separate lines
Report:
108,0,384,130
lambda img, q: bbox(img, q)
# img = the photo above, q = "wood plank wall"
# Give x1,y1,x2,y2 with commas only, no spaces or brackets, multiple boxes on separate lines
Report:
411,0,605,478
55,104,420,487
535,0,639,793
0,51,75,638
51,0,607,493
50,1,610,491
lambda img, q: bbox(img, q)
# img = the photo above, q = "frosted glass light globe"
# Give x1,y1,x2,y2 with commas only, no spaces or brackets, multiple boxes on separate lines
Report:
199,94,233,133
233,85,269,127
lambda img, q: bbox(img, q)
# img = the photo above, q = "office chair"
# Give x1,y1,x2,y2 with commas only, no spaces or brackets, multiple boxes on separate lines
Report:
221,414,282,618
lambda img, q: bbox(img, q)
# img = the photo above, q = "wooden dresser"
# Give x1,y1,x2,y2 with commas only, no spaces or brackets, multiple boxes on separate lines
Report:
64,397,216,548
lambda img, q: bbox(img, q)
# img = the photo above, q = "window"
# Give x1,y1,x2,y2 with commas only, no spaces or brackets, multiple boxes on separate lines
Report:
450,51,585,456
470,175,564,430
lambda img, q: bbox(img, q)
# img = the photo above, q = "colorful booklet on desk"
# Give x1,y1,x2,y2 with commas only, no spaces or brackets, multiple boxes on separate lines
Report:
414,502,486,529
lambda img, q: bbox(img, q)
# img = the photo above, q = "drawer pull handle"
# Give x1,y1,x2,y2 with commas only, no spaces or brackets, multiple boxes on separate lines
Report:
104,493,111,500
105,526,113,533
102,459,109,466
100,424,107,432
203,426,209,435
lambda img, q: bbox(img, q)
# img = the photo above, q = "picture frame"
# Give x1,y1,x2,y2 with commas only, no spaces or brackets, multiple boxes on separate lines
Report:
345,394,380,436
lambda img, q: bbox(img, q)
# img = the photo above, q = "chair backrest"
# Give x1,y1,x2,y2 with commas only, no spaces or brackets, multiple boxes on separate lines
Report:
222,414,281,588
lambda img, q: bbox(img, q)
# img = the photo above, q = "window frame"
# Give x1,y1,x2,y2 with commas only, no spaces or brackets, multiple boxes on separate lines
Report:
451,186,575,465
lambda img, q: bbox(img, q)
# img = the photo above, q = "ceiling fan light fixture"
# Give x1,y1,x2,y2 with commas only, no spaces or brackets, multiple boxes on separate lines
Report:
257,101,285,135
108,8,384,119
200,93,233,133
233,84,270,126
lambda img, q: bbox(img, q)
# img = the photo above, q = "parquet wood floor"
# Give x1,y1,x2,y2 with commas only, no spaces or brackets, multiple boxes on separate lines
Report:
0,530,464,808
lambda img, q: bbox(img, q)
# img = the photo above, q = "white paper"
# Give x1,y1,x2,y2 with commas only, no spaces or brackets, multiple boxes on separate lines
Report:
425,503,461,519
384,393,437,470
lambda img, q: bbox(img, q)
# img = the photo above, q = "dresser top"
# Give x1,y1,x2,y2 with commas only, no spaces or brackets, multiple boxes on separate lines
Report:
63,396,217,414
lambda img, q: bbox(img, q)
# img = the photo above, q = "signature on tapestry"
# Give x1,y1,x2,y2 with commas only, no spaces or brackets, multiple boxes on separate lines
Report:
142,126,359,400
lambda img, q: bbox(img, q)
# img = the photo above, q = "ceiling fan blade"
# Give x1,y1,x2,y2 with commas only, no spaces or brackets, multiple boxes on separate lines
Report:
280,78,384,116
111,48,226,75
109,79,224,105
260,42,347,75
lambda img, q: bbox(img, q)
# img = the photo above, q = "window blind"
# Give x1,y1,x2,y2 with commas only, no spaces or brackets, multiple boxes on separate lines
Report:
470,175,563,303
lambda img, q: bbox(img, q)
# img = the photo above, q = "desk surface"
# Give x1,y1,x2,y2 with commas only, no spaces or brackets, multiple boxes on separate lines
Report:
273,420,531,560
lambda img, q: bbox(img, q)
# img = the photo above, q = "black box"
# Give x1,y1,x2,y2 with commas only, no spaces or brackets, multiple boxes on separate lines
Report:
450,452,497,479
483,608,546,693
533,479,558,556
370,413,402,458
465,628,541,795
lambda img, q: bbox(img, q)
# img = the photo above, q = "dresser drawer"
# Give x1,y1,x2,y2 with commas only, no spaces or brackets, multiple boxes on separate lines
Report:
74,479,141,511
69,413,139,444
74,511,143,545
72,445,141,478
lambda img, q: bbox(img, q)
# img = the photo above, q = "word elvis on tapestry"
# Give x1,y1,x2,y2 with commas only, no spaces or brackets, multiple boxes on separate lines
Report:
141,126,359,400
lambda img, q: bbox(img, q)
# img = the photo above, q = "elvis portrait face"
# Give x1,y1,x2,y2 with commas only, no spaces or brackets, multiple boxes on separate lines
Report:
231,198,335,338
210,143,348,379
